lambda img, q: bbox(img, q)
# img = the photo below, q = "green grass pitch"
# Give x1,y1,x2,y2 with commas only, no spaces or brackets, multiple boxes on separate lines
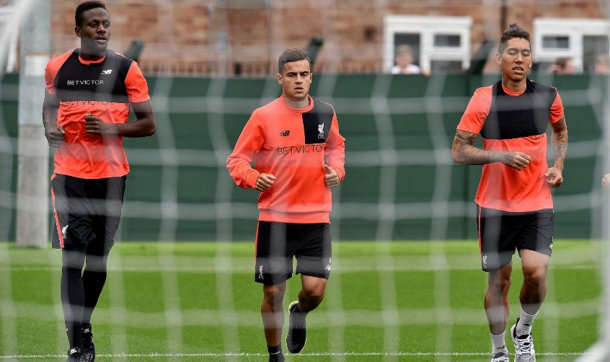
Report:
0,240,602,361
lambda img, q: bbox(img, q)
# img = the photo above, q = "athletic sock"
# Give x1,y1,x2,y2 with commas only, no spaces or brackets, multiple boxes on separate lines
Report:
62,246,86,350
490,332,506,352
82,254,109,325
267,344,284,362
516,308,538,336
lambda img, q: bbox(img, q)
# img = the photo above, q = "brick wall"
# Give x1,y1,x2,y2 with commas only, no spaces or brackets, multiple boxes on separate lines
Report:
51,0,609,75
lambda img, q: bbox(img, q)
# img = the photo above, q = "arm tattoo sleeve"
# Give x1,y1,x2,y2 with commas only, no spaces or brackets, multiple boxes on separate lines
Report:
452,130,500,165
551,118,568,169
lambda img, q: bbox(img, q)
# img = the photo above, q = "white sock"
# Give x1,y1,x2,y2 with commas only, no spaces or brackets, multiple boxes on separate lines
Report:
491,332,506,352
516,308,538,336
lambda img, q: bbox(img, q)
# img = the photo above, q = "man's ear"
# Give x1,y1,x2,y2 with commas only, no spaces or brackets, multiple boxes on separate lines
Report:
75,27,81,38
495,52,502,66
276,73,282,85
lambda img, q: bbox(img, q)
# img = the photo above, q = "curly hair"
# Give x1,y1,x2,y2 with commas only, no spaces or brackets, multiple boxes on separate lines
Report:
498,23,530,53
75,1,107,27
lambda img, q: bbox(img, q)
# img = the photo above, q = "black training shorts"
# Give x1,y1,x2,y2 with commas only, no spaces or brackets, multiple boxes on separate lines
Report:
51,174,126,251
477,206,554,272
254,221,332,285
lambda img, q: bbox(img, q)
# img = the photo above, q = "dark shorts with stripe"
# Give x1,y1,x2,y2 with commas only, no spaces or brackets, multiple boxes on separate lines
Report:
51,174,126,251
254,221,332,285
477,206,554,272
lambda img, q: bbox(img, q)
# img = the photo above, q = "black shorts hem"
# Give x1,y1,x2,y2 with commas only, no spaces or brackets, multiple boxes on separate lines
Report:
482,260,513,273
517,247,553,258
296,271,330,280
254,274,292,285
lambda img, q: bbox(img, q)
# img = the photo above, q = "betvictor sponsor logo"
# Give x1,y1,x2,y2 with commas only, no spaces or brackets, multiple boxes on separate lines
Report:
277,144,324,155
66,79,104,86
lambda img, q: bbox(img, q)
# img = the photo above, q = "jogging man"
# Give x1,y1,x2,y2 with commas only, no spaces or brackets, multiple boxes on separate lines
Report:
452,24,568,362
43,1,155,361
227,48,345,362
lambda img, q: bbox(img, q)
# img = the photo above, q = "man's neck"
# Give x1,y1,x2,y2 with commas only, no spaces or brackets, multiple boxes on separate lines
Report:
283,95,310,109
502,76,527,93
79,48,106,61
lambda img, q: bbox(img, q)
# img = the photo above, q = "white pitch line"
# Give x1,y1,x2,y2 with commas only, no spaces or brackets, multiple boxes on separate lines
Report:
0,351,591,359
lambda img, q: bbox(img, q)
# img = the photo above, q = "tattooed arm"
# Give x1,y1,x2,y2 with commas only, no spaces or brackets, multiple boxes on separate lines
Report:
451,129,532,170
545,117,568,188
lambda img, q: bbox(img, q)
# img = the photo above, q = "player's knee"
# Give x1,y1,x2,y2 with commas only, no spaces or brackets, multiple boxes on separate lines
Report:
523,267,547,288
488,274,511,294
62,245,87,269
501,277,512,293
302,284,326,301
263,284,286,304
84,254,109,273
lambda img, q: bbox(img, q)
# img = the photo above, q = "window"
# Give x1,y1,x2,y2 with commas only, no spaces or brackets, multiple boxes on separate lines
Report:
542,36,569,49
384,15,472,73
434,34,461,48
534,18,610,73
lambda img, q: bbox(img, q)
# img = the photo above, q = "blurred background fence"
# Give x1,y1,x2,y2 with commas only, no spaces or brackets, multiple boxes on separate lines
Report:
0,72,605,241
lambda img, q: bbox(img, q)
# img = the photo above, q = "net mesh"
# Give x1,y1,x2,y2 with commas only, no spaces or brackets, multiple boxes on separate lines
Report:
0,1,608,361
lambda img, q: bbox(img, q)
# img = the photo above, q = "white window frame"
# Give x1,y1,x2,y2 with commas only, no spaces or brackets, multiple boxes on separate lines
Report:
0,6,18,73
383,15,472,73
534,18,610,72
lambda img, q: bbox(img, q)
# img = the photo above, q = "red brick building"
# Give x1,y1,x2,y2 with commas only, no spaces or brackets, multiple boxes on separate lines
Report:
45,0,610,75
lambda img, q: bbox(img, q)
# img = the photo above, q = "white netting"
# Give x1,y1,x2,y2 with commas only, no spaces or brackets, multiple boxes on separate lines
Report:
0,1,608,362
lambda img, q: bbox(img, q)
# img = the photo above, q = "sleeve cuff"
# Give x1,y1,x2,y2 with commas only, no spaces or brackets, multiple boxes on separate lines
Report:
246,170,260,189
330,164,345,181
128,95,151,103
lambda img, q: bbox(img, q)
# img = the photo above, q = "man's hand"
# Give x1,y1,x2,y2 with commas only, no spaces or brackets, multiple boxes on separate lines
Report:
84,113,116,135
545,167,563,188
325,165,340,188
255,173,276,192
602,174,610,190
45,126,65,148
500,152,532,171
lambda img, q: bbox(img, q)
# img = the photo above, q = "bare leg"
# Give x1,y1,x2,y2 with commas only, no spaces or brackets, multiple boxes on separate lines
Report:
485,262,513,335
261,282,287,347
519,250,550,315
297,275,327,314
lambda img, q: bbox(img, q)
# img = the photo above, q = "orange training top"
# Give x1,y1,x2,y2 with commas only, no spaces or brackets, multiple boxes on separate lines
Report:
457,79,564,212
45,49,150,179
226,96,346,223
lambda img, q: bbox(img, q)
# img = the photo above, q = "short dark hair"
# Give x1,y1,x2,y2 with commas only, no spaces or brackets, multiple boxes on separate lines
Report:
75,1,107,27
498,23,530,53
278,48,311,74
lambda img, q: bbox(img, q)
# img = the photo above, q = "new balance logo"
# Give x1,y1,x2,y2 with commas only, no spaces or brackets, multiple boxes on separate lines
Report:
324,257,332,271
101,69,113,75
258,265,264,280
62,225,69,240
279,130,290,137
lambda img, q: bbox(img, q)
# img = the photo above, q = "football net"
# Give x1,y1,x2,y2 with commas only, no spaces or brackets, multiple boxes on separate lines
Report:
0,1,608,361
